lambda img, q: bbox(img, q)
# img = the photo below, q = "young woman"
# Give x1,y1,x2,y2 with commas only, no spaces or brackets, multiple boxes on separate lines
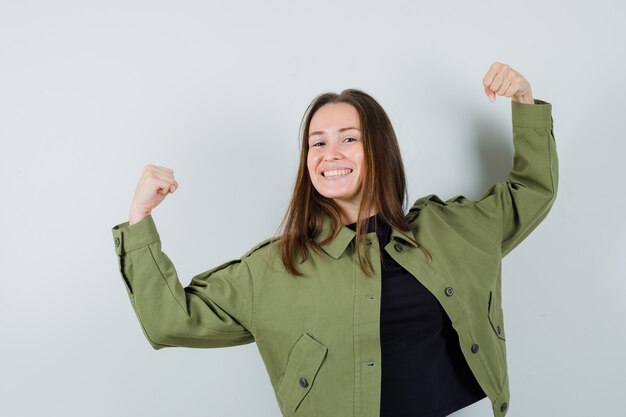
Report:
112,62,558,417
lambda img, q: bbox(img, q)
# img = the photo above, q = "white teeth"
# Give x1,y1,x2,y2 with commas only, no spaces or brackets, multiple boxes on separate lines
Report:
323,169,352,177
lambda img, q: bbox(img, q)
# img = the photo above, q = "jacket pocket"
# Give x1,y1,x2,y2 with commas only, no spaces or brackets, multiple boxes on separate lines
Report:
277,332,328,413
488,290,506,341
117,255,133,295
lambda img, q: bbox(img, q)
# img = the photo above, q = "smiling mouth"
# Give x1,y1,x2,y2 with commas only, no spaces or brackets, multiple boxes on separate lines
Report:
322,169,353,178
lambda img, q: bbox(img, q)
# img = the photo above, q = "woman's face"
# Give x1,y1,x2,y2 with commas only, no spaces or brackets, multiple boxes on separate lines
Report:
307,102,365,215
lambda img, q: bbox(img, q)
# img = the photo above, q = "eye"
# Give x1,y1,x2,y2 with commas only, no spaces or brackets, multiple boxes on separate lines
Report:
311,141,324,147
344,137,357,142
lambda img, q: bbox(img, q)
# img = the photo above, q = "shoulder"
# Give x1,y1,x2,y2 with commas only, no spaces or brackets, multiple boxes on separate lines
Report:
406,193,469,223
239,235,285,277
242,236,282,259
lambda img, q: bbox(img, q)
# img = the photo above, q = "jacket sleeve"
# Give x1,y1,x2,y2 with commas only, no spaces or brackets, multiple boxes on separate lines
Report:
111,215,255,349
473,98,559,257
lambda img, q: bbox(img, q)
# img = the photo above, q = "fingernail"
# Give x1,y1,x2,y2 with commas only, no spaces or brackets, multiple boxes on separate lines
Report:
171,185,176,192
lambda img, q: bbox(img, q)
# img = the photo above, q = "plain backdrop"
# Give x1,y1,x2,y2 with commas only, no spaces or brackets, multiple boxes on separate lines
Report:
1,1,624,416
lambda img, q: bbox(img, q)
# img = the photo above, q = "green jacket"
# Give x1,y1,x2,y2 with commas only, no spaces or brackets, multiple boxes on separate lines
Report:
111,99,558,417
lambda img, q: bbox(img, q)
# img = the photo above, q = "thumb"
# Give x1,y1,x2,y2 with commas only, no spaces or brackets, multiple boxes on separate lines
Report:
484,85,496,102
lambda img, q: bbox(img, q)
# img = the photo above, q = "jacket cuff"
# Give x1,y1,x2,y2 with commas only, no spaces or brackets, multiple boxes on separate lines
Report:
112,214,160,256
512,99,552,128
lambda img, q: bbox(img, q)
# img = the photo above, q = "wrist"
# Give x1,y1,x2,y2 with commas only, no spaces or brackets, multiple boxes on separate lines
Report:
512,90,534,104
129,208,151,226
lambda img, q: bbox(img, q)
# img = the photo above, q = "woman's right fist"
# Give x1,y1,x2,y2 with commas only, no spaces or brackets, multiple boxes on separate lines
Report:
129,164,179,225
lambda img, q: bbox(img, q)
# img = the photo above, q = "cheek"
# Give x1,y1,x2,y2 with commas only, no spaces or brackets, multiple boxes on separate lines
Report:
352,151,365,171
307,153,319,169
354,154,365,182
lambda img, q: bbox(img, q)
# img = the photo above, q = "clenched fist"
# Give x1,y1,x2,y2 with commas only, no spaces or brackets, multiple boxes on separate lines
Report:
129,164,179,225
483,62,534,104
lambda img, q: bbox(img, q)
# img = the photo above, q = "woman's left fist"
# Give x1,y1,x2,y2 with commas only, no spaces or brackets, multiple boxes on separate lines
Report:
483,62,534,104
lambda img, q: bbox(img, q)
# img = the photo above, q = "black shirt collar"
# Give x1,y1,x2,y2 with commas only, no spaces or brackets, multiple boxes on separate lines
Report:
346,214,392,244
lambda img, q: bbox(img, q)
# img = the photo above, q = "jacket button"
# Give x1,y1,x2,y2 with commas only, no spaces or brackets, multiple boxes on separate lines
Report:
471,343,480,353
497,325,502,334
444,287,454,297
500,402,508,412
114,237,120,247
299,377,308,388
394,243,404,252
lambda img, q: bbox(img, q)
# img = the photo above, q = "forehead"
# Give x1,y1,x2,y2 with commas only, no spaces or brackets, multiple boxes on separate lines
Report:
309,102,360,132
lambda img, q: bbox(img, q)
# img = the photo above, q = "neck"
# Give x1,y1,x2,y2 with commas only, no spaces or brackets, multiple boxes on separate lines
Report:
338,205,378,226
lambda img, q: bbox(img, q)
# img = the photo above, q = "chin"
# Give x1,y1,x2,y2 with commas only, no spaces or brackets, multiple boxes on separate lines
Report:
319,190,351,200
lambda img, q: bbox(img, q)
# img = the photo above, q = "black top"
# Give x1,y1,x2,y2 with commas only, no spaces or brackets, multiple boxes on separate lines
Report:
346,214,486,417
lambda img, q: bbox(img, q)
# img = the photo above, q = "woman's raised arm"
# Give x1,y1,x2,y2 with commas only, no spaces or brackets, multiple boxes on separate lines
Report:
112,165,255,349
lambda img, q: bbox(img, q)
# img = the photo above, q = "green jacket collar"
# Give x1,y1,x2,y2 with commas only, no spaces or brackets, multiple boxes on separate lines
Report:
312,216,355,259
313,214,418,259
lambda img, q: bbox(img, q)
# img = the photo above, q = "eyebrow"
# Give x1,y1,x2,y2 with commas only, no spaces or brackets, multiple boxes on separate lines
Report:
308,127,360,137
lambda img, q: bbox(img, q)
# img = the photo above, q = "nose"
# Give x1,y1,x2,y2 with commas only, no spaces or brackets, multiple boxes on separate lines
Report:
323,142,343,161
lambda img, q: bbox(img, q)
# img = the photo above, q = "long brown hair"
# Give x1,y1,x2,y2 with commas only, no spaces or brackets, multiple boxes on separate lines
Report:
275,89,432,277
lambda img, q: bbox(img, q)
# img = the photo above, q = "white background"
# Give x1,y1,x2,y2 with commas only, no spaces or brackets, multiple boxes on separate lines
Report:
1,1,624,416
